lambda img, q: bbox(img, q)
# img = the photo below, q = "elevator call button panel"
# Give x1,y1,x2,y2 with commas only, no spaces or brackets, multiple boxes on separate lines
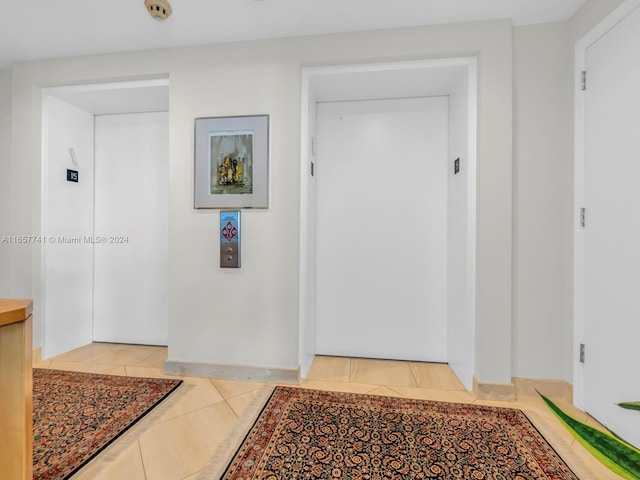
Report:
220,211,240,268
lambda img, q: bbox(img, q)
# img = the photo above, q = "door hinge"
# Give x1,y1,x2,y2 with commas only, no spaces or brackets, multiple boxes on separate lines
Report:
580,343,585,363
581,70,587,91
580,207,586,228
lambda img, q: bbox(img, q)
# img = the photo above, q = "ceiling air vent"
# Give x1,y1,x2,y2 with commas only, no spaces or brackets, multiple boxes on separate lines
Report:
144,0,172,21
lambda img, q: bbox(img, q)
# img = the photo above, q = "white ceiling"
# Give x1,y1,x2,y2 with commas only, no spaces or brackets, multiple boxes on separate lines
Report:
0,0,588,70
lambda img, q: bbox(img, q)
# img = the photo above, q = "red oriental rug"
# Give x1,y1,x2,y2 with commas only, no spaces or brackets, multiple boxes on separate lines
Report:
33,368,183,480
219,386,579,479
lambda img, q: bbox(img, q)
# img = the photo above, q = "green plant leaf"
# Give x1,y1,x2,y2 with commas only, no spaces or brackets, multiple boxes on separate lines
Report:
619,402,640,412
538,392,640,480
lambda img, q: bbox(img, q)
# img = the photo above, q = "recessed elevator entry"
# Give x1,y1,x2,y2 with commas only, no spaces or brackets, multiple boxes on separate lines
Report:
299,59,478,387
41,80,169,358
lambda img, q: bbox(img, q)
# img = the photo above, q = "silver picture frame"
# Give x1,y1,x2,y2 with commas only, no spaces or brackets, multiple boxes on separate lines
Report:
194,114,269,209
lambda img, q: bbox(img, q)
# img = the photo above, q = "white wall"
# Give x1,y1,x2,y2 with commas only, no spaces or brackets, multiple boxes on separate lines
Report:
570,0,627,40
41,95,94,358
298,80,317,377
447,68,475,389
168,45,302,368
512,23,573,382
9,20,514,382
0,69,11,297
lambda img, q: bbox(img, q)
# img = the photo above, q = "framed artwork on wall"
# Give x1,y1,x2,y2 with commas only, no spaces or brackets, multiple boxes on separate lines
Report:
194,114,269,209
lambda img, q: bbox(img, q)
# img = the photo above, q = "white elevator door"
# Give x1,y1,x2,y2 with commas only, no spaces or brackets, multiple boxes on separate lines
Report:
583,5,640,447
93,112,169,345
316,97,448,362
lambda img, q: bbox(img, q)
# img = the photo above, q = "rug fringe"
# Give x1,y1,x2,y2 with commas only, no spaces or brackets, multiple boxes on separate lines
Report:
197,385,276,480
70,382,194,480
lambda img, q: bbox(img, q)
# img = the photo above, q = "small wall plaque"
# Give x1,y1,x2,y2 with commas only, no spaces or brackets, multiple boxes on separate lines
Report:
67,169,79,183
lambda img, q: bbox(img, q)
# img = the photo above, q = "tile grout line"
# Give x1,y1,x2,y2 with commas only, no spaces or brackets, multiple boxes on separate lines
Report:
223,394,243,421
144,388,232,429
135,349,166,368
214,379,242,416
408,361,419,388
209,378,269,404
386,385,408,398
137,440,148,480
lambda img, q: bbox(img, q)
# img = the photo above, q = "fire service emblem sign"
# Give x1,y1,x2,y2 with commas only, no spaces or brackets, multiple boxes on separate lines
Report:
220,211,240,268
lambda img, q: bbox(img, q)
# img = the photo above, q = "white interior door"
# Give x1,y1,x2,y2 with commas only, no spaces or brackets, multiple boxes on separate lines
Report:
315,97,448,362
583,4,640,447
93,112,169,345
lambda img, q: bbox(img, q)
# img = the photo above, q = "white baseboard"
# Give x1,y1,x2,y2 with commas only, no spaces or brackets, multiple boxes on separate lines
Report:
513,377,573,403
164,360,298,384
473,376,516,401
472,376,573,403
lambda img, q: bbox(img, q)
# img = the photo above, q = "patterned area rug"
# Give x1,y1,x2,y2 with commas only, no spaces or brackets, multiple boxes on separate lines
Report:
33,368,183,480
219,387,579,479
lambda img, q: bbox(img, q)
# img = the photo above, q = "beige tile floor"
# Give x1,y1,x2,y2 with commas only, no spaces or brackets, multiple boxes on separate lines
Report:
34,343,619,480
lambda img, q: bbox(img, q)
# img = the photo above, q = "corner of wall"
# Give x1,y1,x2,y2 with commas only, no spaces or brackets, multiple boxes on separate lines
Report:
569,0,627,41
0,69,12,298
